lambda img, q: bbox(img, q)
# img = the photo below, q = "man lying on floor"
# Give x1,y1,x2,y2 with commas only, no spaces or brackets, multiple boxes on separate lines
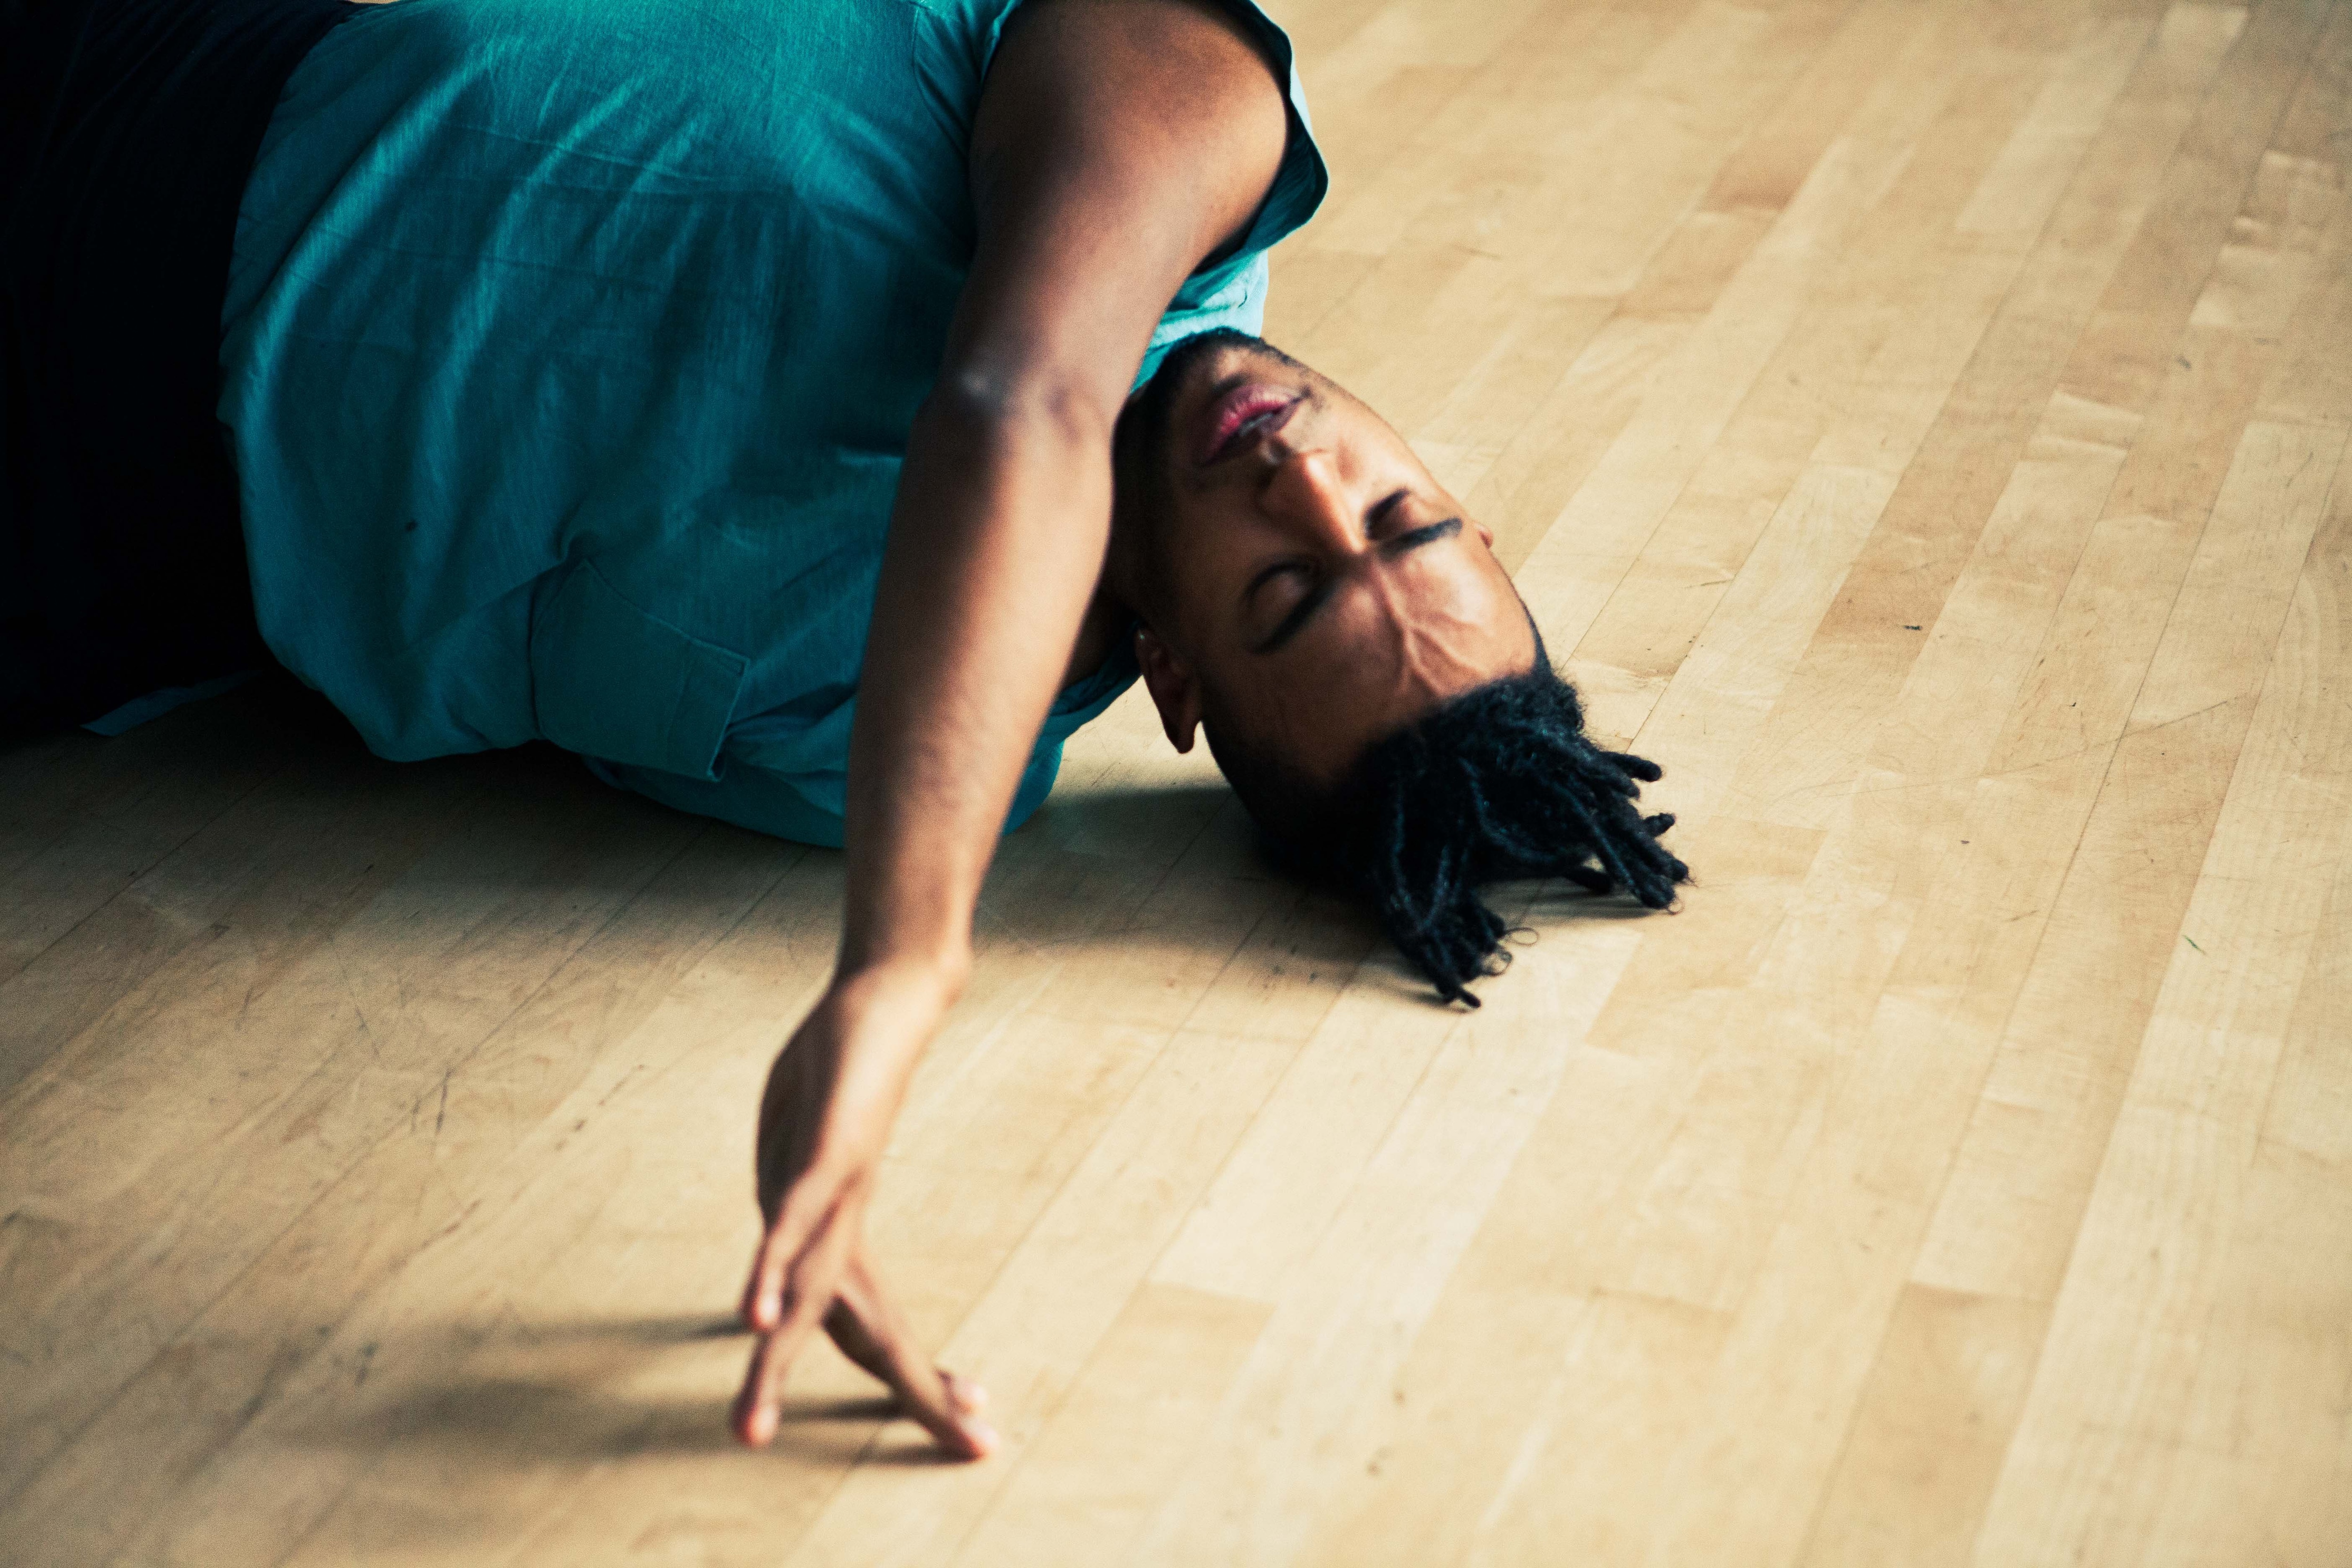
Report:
4,0,1687,1457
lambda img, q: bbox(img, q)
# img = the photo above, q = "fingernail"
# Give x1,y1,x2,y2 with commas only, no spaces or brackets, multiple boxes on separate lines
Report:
964,1418,1000,1455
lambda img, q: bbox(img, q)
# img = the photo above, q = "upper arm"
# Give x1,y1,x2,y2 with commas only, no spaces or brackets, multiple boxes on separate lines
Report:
945,0,1291,430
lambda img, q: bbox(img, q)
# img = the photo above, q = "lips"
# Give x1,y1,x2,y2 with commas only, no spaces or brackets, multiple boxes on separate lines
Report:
1197,382,1302,466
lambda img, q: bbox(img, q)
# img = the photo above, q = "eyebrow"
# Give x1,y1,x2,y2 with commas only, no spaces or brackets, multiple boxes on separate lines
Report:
1253,516,1465,654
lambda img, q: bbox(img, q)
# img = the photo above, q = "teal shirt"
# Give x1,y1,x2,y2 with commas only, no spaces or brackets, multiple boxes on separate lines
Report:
218,0,1327,845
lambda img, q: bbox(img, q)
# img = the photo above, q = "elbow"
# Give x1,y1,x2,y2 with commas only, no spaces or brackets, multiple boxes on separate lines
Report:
925,362,1120,455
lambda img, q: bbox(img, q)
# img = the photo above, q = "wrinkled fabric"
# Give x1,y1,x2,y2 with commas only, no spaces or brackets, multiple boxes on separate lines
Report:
220,0,1326,844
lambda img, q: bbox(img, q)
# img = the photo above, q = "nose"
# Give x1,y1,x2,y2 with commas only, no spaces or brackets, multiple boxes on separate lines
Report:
1259,447,1367,554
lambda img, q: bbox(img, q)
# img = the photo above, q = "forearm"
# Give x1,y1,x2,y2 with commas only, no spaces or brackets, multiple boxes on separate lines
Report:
729,0,1293,1454
835,382,1113,994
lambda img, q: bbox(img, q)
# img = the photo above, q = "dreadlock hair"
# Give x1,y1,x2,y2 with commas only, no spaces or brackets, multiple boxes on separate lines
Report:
1207,639,1688,1006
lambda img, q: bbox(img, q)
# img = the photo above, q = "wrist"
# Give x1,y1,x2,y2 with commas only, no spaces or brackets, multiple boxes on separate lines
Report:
826,949,971,1033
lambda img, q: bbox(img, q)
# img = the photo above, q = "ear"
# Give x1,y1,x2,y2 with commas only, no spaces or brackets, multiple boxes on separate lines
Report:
1133,624,1202,754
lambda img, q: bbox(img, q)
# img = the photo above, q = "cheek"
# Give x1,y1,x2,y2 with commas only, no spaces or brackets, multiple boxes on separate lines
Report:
1432,550,1516,625
1419,573,1490,634
1285,593,1416,715
1427,547,1526,640
1388,565,1530,689
1158,501,1269,630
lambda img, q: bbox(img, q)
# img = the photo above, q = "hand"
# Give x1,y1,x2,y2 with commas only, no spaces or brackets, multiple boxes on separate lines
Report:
731,970,997,1458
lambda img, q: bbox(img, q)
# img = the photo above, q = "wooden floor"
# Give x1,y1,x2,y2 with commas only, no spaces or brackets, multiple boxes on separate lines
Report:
6,0,2350,1562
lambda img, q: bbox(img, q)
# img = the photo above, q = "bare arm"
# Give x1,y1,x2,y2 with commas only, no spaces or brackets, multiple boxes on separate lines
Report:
732,0,1288,1452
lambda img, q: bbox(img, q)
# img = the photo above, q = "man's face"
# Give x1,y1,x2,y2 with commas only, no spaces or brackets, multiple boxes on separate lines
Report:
1112,332,1537,786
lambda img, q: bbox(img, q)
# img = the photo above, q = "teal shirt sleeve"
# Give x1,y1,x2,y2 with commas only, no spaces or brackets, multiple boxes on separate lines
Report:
592,0,1326,849
219,0,1325,845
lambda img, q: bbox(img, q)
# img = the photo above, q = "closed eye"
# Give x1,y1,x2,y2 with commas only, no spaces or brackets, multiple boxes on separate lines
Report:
1252,516,1464,654
1243,558,1307,603
1387,517,1462,553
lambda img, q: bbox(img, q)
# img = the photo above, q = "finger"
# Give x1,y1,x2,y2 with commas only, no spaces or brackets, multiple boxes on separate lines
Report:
830,1253,997,1459
942,1369,990,1418
731,1203,859,1448
939,1369,997,1457
730,1323,790,1447
821,1295,894,1386
739,1171,841,1333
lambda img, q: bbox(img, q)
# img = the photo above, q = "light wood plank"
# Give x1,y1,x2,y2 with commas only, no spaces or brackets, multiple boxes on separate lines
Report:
1969,444,2352,1568
6,4,2347,1564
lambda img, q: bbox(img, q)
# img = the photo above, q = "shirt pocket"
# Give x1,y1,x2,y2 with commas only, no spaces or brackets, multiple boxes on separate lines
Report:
530,559,747,780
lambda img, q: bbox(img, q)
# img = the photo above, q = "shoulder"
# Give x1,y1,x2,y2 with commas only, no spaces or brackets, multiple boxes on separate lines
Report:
969,0,1291,209
981,0,1288,113
973,0,1327,269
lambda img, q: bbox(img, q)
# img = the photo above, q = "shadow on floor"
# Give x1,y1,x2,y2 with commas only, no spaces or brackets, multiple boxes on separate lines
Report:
285,1311,962,1467
3,670,1679,1055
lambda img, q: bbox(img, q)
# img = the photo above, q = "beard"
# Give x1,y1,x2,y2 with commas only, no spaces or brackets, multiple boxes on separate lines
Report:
1110,327,1308,557
1112,327,1270,482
